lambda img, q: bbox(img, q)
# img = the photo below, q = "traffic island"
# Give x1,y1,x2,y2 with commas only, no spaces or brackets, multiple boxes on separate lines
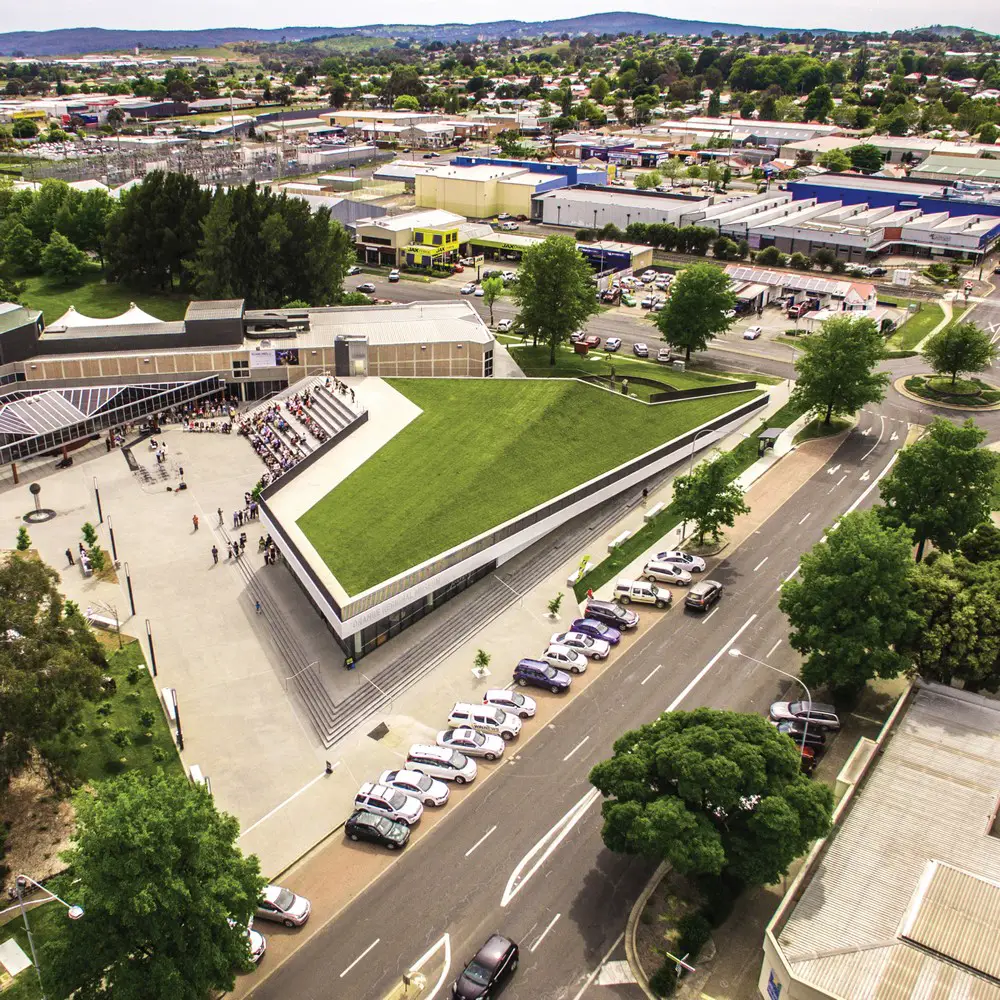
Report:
895,374,1000,411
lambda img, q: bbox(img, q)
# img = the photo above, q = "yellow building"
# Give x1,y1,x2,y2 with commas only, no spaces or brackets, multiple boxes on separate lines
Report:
403,223,460,268
353,209,465,266
415,163,553,219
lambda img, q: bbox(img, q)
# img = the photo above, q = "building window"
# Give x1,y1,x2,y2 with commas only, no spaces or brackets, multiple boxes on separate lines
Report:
484,349,494,378
232,359,249,380
413,232,423,244
433,234,442,245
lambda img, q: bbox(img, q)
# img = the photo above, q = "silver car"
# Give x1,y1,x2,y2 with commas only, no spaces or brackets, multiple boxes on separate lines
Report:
550,631,610,660
483,688,536,718
256,885,311,927
379,768,450,806
436,727,505,761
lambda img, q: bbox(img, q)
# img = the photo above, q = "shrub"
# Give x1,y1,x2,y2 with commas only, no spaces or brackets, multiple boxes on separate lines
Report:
139,709,155,728
126,665,143,684
110,727,131,747
87,545,107,573
152,746,167,763
81,522,98,546
15,526,31,551
96,701,114,717
649,960,678,997
677,912,712,959
697,872,745,927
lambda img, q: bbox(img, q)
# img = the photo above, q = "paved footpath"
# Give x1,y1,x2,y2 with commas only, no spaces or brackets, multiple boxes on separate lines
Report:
227,398,846,999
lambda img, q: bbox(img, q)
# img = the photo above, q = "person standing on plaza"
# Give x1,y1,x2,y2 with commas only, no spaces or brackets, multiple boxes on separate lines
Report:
66,547,74,566
218,507,223,526
192,514,199,531
211,544,219,564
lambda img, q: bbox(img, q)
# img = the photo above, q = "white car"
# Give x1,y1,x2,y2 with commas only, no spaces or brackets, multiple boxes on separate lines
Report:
347,265,362,275
743,326,762,340
256,885,311,927
541,643,589,674
605,337,622,352
405,744,477,784
502,271,517,282
354,781,424,825
551,631,610,660
497,319,513,332
483,688,536,718
641,269,658,281
388,269,400,282
633,342,649,357
498,212,511,220
247,925,266,964
436,727,505,761
500,221,519,231
654,550,707,573
378,768,450,807
641,560,693,586
461,282,476,294
474,286,485,297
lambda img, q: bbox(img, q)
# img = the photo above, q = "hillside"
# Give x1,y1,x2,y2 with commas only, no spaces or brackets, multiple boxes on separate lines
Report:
0,12,827,56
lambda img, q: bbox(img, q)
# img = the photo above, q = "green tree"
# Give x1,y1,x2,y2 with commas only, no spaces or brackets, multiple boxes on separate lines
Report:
511,235,598,365
2,219,44,272
15,526,30,551
660,157,681,186
480,274,504,326
48,771,264,1000
958,522,1000,564
980,123,999,145
754,246,786,267
780,510,917,693
791,315,889,425
803,84,834,122
672,453,749,545
81,522,98,546
818,148,851,172
392,94,420,110
923,320,997,387
879,417,1000,561
41,231,87,284
0,554,105,788
590,708,833,886
655,262,735,361
633,170,662,190
705,161,722,189
847,143,884,173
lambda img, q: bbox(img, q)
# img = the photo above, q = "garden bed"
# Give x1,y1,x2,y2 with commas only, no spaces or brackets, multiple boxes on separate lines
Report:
904,374,1000,407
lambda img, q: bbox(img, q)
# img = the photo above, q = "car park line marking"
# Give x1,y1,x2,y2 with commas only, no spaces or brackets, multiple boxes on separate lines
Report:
531,913,562,952
766,639,782,659
570,931,625,1000
563,736,591,760
239,769,332,839
339,938,380,978
798,513,811,525
641,665,663,686
465,825,498,858
753,557,768,572
666,615,757,713
702,608,719,623
501,787,601,907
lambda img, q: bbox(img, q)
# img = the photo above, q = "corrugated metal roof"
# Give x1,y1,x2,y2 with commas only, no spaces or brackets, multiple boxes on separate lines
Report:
184,300,245,320
777,686,1000,1000
724,265,852,297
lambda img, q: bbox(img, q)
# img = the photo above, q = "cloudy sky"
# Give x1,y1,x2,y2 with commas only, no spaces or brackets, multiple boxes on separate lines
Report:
6,0,999,35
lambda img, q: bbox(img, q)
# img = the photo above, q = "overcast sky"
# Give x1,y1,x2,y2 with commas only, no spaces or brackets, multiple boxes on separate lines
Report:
7,0,999,36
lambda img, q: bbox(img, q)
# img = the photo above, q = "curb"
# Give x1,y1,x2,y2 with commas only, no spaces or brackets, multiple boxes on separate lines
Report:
893,375,1000,412
625,860,671,1000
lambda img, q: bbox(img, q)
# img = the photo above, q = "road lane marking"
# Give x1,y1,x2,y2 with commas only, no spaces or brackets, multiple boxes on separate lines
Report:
562,736,591,760
570,931,625,1000
798,513,811,525
836,475,846,486
465,825,498,858
845,452,898,515
777,565,800,591
702,608,719,623
408,933,451,1000
339,938,380,978
665,614,757,713
501,788,601,907
531,913,562,952
641,665,663,686
753,556,768,571
766,639,782,659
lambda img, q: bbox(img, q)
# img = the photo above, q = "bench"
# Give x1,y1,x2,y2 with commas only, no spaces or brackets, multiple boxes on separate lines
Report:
188,764,206,786
86,611,118,630
566,560,595,587
160,687,177,722
608,530,631,553
643,502,666,523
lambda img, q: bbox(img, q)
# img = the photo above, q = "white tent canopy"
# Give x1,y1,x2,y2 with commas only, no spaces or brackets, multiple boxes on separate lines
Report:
47,303,164,332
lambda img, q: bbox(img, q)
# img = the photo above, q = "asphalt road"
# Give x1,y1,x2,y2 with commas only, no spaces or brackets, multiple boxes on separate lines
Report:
249,401,903,1000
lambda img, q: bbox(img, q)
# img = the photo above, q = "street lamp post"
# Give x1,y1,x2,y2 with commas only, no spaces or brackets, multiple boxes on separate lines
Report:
727,648,811,755
680,429,717,541
14,873,84,1000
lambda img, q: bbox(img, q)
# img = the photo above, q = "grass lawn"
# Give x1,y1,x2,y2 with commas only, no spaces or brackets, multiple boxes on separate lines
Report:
794,416,852,444
298,379,761,594
20,269,189,326
73,639,184,784
885,302,944,351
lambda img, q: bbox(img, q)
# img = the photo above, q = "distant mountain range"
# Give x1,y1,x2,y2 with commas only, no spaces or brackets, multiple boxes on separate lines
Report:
0,13,829,57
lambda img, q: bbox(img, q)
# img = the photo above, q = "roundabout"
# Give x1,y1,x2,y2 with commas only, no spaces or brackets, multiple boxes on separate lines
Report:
894,374,1000,412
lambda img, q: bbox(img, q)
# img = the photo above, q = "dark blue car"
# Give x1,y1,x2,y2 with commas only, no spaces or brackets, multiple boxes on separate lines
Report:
570,618,622,645
513,658,571,694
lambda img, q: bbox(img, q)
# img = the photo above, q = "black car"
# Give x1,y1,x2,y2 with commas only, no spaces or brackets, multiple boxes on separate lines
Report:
583,599,639,630
344,810,410,850
513,658,571,693
452,933,519,999
684,579,723,612
776,721,827,751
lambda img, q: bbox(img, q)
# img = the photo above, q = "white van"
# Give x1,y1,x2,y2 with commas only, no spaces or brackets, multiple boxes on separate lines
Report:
613,579,672,608
447,702,522,741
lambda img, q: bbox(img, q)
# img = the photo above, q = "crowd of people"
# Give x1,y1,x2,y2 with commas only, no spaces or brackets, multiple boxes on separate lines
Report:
238,405,307,477
284,388,328,445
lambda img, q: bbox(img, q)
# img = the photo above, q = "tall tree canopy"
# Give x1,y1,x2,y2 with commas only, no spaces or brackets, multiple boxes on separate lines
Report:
654,262,735,361
923,320,997,387
880,417,1000,561
511,235,598,365
590,708,833,886
790,314,889,425
49,771,264,1000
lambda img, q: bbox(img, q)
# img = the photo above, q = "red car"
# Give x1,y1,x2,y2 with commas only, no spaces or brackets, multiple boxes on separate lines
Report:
583,335,601,349
451,264,464,273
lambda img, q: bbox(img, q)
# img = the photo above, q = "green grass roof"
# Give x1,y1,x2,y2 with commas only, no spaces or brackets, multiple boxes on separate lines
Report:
297,378,760,596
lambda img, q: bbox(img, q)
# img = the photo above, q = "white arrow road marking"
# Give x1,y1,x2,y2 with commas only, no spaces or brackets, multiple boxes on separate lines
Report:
827,464,842,475
890,432,899,442
861,415,886,462
861,427,871,437
860,470,871,482
501,788,601,907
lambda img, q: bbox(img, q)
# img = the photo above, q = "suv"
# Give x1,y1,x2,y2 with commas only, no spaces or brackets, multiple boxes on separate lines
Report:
344,810,410,850
641,560,692,586
354,782,424,825
513,658,572,693
614,579,671,608
452,933,519,999
583,599,639,629
447,702,521,741
685,579,723,611
769,701,841,731
405,744,478,784
388,269,400,282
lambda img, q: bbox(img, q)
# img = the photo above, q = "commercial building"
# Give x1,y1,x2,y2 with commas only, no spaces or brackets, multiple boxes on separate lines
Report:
353,209,467,266
319,109,443,131
724,265,877,313
533,186,711,229
761,683,1000,1000
910,153,1000,184
0,303,43,366
779,135,999,166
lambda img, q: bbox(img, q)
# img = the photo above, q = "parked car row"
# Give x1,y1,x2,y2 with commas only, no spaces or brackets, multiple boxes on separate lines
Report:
767,699,842,773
